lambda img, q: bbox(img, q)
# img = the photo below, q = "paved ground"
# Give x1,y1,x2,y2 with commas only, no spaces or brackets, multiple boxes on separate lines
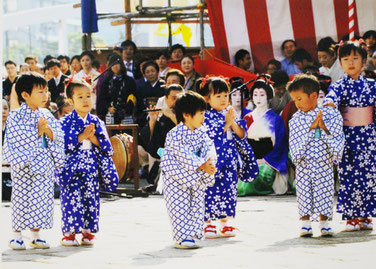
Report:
1,194,375,269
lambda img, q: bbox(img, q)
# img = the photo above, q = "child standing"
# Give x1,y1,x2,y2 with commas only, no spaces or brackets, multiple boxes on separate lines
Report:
199,77,258,238
288,74,345,237
59,80,119,246
160,91,217,249
325,40,376,231
4,72,65,250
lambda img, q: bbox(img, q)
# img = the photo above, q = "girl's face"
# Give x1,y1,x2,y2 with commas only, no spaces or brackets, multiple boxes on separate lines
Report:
80,55,92,71
144,65,158,83
318,51,336,68
231,91,242,109
340,50,365,80
2,100,9,123
318,90,326,105
70,86,92,116
181,57,194,74
71,58,82,73
111,63,121,76
252,88,268,109
208,91,229,112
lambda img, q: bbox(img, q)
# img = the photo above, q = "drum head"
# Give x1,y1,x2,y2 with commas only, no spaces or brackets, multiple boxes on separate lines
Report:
110,136,128,181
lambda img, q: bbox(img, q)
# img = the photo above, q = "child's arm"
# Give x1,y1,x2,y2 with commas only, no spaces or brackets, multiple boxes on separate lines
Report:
289,116,315,164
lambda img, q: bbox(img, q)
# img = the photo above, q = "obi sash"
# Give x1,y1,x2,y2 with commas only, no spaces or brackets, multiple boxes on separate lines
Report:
339,106,374,126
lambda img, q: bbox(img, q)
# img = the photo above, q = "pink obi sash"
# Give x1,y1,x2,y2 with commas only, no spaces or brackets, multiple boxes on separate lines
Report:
339,106,374,126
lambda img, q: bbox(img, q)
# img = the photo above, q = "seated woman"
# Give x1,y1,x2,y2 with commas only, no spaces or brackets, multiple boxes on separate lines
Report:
181,55,202,92
97,54,138,124
238,75,289,196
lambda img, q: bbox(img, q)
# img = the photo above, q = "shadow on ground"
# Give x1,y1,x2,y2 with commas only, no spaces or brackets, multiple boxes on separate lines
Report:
131,238,240,266
259,230,376,252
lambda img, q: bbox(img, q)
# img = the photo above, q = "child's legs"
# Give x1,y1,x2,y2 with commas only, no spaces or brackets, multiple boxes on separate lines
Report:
189,186,206,239
11,171,32,231
296,165,313,219
312,163,334,220
80,173,100,233
60,174,84,234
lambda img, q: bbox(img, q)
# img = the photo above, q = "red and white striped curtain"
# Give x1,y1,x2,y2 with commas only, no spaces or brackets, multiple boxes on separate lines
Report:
206,0,376,73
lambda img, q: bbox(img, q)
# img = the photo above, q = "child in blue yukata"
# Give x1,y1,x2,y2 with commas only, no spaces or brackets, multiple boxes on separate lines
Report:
161,91,217,249
288,74,345,237
58,79,118,246
4,72,65,250
197,77,258,238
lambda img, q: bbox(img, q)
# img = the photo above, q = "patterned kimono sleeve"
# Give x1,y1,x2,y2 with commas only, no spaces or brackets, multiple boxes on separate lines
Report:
161,131,207,188
94,118,113,157
62,117,80,154
199,134,217,187
324,82,342,107
289,117,315,165
45,112,65,169
235,119,248,140
3,111,39,170
321,108,345,164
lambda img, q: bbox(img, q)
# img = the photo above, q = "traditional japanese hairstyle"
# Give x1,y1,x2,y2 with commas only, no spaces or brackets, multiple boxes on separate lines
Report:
65,78,91,99
229,76,249,100
250,74,275,100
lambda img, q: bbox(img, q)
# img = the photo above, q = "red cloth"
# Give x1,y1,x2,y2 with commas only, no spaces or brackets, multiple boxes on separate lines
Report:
280,100,298,143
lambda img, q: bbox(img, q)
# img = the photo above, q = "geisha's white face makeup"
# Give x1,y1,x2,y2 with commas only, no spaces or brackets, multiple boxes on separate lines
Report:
231,91,242,109
318,90,326,105
253,88,268,109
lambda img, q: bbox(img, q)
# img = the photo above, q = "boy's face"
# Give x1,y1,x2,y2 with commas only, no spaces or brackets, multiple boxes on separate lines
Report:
165,90,181,109
22,85,49,110
49,65,61,78
69,86,92,115
289,89,317,112
208,91,229,112
184,110,205,130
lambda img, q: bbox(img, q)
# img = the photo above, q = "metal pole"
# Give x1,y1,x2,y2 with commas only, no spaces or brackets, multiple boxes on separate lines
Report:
199,0,205,59
167,0,172,48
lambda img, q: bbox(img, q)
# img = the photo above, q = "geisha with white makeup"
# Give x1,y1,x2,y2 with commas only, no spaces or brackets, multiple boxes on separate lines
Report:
238,75,289,196
229,78,252,120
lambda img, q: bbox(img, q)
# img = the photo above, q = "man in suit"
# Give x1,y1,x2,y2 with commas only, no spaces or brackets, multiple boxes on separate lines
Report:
47,59,68,103
121,39,143,80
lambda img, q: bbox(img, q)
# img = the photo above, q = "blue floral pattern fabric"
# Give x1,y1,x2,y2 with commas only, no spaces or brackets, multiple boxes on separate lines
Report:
4,103,65,230
325,74,376,219
58,110,118,233
203,108,258,221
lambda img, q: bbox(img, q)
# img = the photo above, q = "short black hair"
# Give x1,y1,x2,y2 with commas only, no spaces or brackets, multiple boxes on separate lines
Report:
5,60,16,67
65,79,91,99
15,72,47,102
70,55,80,64
230,77,249,100
287,74,320,95
317,37,337,56
142,60,159,74
165,84,184,97
156,49,170,60
235,49,250,66
57,54,70,62
174,91,207,123
363,30,376,40
271,70,289,88
47,59,61,69
181,55,195,64
338,41,368,60
165,69,185,86
121,39,137,52
170,44,186,55
24,55,37,63
80,50,95,61
281,39,297,51
267,59,281,70
43,55,55,65
292,48,313,63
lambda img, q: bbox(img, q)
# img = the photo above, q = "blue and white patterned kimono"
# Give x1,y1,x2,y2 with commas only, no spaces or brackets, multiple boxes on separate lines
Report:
4,103,65,231
325,74,376,220
289,105,345,220
161,122,216,243
59,110,118,234
203,108,258,221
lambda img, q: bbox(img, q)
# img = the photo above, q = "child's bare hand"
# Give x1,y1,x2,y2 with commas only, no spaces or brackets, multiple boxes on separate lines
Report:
309,110,322,130
37,117,50,136
324,102,336,108
225,106,236,125
82,123,95,139
199,160,216,175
